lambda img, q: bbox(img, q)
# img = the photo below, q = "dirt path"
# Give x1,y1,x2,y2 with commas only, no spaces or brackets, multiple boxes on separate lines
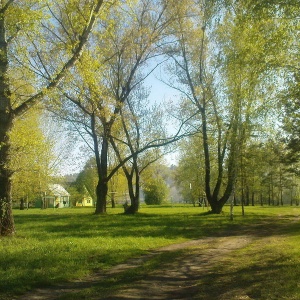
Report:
16,233,258,300
11,213,300,300
105,234,255,300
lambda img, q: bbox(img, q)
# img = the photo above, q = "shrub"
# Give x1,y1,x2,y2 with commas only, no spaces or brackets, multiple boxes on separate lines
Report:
143,178,168,205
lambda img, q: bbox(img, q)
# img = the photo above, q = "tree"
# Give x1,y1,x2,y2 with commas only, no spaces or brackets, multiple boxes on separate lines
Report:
107,166,127,208
144,177,168,205
57,0,176,214
164,0,298,213
142,161,171,203
246,1,300,165
110,84,184,214
9,110,53,208
175,135,206,205
72,156,127,207
164,0,244,213
76,157,98,203
282,71,300,163
0,0,104,236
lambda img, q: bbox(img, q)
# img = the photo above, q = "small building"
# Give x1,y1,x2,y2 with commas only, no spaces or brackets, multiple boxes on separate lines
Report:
76,186,95,207
36,184,70,208
76,195,94,207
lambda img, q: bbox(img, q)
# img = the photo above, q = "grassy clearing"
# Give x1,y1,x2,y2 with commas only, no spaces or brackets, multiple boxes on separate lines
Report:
0,205,299,299
193,220,300,300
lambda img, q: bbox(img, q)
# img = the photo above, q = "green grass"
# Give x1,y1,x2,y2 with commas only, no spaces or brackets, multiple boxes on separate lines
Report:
193,222,300,299
0,204,299,299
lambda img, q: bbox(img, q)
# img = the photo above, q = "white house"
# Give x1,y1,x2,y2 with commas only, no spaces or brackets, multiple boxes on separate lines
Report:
38,184,70,208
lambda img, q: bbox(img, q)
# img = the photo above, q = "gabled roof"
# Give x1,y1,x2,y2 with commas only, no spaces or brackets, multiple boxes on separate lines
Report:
48,184,70,197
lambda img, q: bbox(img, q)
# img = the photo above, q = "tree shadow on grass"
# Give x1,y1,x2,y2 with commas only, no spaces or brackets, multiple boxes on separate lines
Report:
13,209,300,241
4,209,299,299
192,256,300,299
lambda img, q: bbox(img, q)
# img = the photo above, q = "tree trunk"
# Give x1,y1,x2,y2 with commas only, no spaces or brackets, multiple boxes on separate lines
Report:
95,179,107,214
0,13,15,236
241,186,244,207
260,192,263,206
20,198,25,210
124,169,140,214
0,173,15,235
241,195,245,216
111,194,116,208
209,198,223,214
132,171,140,213
94,119,109,214
245,186,250,206
271,175,275,205
0,122,15,235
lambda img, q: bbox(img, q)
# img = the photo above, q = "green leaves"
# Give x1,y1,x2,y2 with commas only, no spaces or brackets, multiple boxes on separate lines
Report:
5,1,45,40
9,110,54,201
144,177,169,205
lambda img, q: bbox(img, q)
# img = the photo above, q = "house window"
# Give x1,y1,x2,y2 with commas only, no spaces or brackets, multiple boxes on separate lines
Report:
87,199,91,204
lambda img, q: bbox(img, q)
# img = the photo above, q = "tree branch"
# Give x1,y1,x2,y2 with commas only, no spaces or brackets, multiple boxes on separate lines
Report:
0,0,14,14
13,0,104,117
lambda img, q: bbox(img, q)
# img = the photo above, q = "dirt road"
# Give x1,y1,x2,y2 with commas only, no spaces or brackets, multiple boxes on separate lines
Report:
17,231,259,300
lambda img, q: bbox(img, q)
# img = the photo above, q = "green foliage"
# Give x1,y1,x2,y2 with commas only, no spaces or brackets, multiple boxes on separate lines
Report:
75,157,98,201
73,157,128,206
6,0,45,38
143,178,169,205
281,71,300,163
9,110,54,203
176,135,205,204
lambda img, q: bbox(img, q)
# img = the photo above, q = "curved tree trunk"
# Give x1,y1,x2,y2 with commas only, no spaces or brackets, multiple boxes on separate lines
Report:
124,154,140,214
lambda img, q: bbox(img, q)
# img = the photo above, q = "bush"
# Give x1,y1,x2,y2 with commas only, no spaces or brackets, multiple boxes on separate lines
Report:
143,179,168,205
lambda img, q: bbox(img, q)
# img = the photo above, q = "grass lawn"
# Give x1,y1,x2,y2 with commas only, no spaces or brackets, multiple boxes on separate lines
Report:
0,204,299,299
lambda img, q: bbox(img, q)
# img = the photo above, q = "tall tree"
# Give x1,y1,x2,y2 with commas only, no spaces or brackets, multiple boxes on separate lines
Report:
0,0,104,235
248,0,300,163
110,86,180,213
164,0,243,213
58,0,174,214
165,0,298,213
